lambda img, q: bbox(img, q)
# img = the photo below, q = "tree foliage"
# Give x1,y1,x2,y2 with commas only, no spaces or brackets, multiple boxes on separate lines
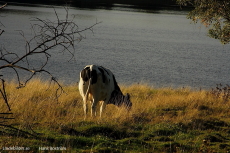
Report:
177,0,230,44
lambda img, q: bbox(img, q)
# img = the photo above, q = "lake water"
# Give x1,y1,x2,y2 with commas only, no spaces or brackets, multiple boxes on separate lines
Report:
1,4,230,89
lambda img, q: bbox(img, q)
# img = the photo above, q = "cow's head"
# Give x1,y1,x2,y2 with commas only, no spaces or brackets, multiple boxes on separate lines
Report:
123,93,132,110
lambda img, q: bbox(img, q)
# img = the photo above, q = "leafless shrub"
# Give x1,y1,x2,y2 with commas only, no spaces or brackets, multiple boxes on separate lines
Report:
0,6,100,112
210,83,230,102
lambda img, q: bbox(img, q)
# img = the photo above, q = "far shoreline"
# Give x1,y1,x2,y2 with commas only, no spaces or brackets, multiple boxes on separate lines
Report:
0,0,192,11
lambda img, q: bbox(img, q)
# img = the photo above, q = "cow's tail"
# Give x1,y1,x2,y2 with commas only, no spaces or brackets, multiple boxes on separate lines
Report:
84,65,94,104
84,77,91,104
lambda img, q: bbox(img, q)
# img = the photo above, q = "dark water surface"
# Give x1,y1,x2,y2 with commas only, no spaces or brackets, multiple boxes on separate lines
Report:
1,4,230,89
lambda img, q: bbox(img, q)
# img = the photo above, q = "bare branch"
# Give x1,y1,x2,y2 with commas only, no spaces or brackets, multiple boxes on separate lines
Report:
0,7,100,111
0,3,7,9
0,4,6,36
0,79,10,111
0,29,4,36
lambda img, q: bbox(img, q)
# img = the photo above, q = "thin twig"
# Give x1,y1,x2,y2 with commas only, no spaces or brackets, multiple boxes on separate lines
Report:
0,3,7,9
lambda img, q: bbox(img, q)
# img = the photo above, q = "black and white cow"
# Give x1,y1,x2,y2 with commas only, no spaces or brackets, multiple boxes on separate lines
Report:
78,65,132,118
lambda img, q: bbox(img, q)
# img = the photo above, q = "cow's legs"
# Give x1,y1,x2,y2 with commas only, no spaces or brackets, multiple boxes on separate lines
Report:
91,99,98,118
83,97,88,120
99,101,106,118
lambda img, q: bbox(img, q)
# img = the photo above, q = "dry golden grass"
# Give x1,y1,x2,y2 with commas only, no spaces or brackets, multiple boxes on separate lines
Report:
1,79,230,152
1,79,229,130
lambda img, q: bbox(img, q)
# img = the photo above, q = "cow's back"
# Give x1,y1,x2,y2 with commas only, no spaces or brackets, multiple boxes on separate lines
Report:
79,65,115,103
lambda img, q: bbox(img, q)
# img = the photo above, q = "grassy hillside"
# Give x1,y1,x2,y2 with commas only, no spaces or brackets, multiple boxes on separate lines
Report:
0,79,230,152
